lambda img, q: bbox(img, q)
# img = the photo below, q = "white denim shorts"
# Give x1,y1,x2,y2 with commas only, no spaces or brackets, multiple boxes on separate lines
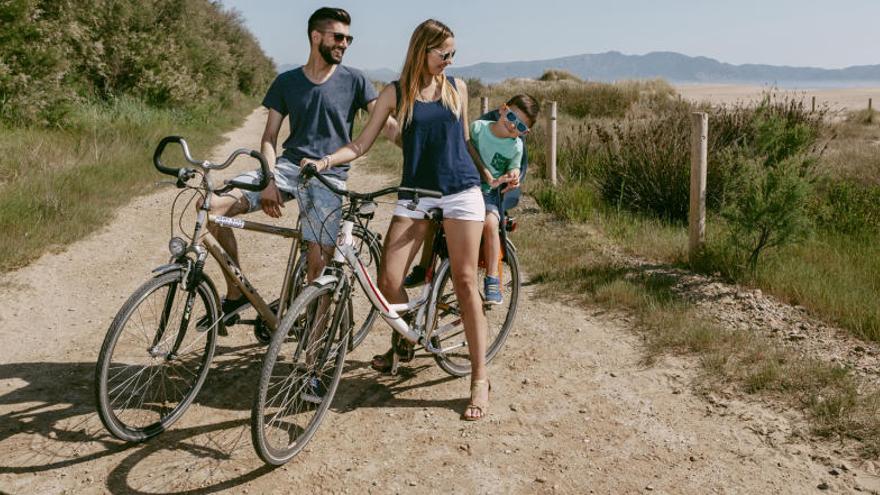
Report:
393,186,484,222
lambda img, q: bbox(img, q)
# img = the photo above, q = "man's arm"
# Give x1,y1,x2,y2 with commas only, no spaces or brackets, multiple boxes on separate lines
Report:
258,109,285,218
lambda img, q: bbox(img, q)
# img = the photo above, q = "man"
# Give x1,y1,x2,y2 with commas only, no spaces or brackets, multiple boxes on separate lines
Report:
208,7,391,319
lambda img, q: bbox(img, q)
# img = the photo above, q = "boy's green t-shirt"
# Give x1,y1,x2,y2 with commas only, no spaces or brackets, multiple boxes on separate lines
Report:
469,120,523,193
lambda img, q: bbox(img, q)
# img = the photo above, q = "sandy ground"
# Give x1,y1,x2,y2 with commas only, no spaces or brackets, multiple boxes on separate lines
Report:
676,84,880,113
1,108,879,494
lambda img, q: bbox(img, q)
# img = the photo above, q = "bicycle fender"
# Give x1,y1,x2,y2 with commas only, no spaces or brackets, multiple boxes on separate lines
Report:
151,263,187,277
311,274,339,288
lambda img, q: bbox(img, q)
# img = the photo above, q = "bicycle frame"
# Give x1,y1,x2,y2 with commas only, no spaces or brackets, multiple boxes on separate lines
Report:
330,215,451,354
178,172,304,334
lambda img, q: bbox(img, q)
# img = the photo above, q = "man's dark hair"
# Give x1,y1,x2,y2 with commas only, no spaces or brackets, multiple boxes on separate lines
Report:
506,94,540,126
307,7,351,37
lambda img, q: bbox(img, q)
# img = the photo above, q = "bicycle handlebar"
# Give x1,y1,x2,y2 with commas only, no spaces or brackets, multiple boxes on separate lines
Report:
301,164,442,201
153,136,270,192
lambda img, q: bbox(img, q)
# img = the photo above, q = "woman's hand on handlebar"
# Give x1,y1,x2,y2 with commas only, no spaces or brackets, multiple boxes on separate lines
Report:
260,178,284,218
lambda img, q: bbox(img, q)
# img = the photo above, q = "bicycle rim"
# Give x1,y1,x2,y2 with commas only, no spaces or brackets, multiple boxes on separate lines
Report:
251,281,348,465
95,271,218,441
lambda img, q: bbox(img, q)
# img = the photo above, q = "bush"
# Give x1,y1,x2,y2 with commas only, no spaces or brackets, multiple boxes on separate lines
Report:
538,69,582,82
721,157,814,272
0,0,275,127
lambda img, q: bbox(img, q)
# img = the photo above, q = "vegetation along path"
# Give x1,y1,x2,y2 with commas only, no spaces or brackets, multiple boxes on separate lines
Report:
0,108,877,494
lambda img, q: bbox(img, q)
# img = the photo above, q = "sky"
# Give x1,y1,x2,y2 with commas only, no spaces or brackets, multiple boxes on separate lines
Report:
218,0,880,71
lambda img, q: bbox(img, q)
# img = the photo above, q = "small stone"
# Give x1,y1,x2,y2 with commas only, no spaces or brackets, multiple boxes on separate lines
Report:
535,477,546,484
829,469,840,476
522,378,530,385
646,485,654,491
818,481,830,490
509,404,518,412
504,449,513,454
578,408,587,414
689,456,696,462
408,481,417,487
609,372,617,378
48,431,57,440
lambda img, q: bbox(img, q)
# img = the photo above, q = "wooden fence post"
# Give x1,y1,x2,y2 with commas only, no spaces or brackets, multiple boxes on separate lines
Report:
480,97,489,115
548,101,557,186
811,96,816,113
689,112,708,262
870,98,873,112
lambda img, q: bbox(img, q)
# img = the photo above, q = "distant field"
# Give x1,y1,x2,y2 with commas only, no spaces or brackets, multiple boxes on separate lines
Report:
675,84,880,112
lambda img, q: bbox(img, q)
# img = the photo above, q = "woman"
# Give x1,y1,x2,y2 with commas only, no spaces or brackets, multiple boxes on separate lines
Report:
301,19,490,421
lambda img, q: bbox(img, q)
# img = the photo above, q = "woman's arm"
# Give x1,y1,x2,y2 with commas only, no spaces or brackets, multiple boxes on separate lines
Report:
457,78,470,141
303,84,397,170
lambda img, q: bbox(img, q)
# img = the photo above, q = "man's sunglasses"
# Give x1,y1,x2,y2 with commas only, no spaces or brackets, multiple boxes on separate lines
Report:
431,48,456,62
321,31,354,45
505,110,530,134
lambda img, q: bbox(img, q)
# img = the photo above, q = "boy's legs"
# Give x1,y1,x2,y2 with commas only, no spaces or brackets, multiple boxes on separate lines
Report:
482,189,504,305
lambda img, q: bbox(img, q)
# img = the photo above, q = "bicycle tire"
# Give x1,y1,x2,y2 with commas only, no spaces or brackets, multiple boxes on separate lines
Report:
251,279,349,465
267,225,380,349
431,238,520,377
95,270,219,442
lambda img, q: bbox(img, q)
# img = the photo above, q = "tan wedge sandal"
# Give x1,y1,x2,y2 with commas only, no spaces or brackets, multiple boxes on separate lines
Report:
463,379,491,421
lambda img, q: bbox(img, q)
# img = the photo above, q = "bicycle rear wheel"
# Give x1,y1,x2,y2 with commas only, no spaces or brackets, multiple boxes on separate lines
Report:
251,279,349,465
431,239,520,377
95,271,219,442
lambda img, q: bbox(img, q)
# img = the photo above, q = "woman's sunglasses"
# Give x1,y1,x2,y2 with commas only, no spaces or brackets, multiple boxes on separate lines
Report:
321,31,354,45
430,48,456,62
505,110,530,134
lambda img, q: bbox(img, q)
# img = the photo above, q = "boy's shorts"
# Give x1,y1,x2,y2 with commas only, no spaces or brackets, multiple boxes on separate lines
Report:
393,186,484,222
482,188,503,220
233,157,345,246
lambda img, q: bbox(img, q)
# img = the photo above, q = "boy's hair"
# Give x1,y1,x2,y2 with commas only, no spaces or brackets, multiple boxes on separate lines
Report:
506,94,540,126
307,7,351,37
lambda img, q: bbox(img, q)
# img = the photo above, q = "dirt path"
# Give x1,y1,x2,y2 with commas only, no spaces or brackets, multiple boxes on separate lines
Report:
0,108,876,494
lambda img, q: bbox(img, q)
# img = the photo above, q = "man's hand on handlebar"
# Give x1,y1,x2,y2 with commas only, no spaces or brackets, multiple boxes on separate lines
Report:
260,177,284,218
300,156,331,174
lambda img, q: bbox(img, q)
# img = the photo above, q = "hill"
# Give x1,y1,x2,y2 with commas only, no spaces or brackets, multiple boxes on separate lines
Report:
349,51,880,86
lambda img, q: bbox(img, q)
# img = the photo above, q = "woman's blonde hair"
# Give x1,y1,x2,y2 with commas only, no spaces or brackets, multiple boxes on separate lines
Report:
396,19,461,127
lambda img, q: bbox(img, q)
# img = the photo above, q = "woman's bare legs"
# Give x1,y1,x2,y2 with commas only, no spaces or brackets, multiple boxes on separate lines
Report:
372,216,430,369
443,218,489,420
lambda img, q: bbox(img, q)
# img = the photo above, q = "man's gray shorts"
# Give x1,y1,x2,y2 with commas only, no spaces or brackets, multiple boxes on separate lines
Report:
234,158,346,246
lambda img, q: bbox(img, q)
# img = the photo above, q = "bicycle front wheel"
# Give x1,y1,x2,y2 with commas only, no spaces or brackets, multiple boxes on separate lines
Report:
95,271,219,442
251,279,349,465
431,238,521,377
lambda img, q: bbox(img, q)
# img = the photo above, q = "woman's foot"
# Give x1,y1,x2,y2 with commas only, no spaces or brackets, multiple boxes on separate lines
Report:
463,379,491,421
370,338,415,373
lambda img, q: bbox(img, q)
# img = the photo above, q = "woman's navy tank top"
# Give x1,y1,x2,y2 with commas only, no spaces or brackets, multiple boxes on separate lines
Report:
395,76,480,199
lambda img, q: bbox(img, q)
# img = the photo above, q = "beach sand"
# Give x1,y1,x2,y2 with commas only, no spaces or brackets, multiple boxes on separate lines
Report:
675,83,880,112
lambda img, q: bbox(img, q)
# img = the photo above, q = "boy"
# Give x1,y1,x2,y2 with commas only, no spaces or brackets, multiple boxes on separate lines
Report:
468,94,540,304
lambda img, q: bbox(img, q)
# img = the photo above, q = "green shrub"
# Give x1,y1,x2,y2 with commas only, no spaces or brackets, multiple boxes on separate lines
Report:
721,157,814,272
538,69,582,82
0,0,275,127
811,179,880,236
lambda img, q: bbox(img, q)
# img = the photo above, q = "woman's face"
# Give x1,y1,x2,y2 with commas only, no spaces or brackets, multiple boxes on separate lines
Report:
425,37,456,76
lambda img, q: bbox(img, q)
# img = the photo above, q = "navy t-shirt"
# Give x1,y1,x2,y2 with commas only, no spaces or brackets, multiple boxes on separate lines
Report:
262,66,378,180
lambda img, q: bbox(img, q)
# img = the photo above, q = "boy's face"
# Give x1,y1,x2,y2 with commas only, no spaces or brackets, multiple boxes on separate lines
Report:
497,104,531,138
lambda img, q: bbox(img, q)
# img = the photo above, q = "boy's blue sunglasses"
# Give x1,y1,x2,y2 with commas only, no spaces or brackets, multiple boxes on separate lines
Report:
505,110,530,134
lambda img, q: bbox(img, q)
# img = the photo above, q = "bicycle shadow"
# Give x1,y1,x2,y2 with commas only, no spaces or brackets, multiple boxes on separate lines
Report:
0,342,465,493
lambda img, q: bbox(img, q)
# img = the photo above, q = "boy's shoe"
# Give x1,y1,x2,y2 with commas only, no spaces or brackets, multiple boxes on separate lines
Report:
403,265,427,288
483,276,503,305
300,375,327,405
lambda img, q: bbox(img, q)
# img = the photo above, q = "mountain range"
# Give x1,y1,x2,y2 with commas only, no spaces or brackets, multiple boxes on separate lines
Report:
280,51,880,86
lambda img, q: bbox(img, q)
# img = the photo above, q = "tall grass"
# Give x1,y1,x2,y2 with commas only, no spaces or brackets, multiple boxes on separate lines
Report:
0,95,257,271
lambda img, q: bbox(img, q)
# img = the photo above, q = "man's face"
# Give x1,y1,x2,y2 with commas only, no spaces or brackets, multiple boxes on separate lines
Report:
315,21,351,65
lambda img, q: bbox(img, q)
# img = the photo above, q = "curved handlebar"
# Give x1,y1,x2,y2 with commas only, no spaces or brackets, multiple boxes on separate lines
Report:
152,136,270,192
301,164,442,201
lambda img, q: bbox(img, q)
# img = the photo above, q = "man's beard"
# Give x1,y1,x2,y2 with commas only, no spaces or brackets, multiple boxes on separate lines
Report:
318,42,344,65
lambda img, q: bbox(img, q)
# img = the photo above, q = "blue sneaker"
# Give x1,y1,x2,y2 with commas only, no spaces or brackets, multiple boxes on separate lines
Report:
300,376,326,405
483,276,503,305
